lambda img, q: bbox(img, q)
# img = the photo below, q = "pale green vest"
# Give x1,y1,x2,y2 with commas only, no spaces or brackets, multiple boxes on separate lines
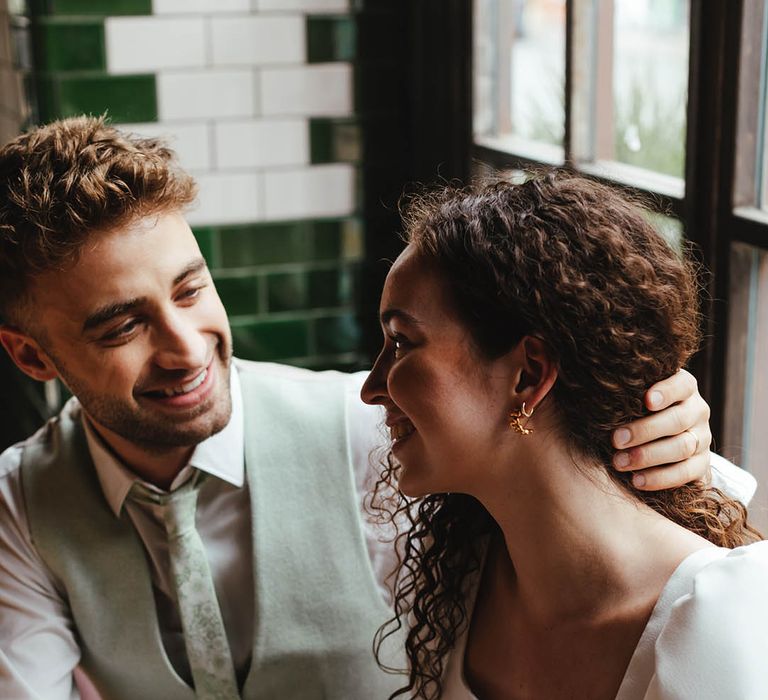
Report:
22,363,404,699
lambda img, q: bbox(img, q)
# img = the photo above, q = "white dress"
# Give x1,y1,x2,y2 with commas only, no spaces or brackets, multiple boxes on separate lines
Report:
442,540,768,700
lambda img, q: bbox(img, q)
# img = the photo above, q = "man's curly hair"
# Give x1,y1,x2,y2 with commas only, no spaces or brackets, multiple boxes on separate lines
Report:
0,115,196,325
369,170,762,700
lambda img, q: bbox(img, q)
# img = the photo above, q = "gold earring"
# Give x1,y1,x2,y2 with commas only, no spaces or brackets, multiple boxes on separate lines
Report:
509,402,534,435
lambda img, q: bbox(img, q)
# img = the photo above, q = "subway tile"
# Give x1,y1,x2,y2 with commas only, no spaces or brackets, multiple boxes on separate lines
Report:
34,20,105,72
341,217,363,260
106,17,205,74
313,219,344,260
114,121,211,171
306,16,355,64
30,0,152,15
309,118,360,163
230,318,309,362
157,70,255,121
153,0,250,13
266,271,308,312
38,74,157,123
264,164,355,220
211,16,304,66
214,119,308,169
314,313,360,355
213,274,260,317
187,172,262,226
192,226,218,267
255,0,349,11
261,63,352,117
219,222,312,267
307,266,353,307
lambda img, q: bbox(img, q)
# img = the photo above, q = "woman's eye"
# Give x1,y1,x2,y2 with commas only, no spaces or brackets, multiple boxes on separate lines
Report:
392,336,410,359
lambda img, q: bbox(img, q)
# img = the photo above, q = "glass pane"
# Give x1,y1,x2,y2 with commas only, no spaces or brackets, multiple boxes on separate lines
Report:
473,0,566,161
610,0,690,178
723,242,768,534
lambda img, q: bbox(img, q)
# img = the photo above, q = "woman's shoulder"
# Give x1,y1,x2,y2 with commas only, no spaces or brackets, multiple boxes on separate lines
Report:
647,540,768,699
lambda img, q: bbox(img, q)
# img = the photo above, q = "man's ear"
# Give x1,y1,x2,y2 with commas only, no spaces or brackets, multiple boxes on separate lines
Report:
0,325,59,382
509,336,558,411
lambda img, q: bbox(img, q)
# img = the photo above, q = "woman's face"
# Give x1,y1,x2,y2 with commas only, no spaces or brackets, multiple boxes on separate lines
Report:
361,245,517,498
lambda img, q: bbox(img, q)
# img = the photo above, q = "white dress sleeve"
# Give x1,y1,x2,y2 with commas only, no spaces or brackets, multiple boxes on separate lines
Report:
709,452,757,506
645,540,768,700
0,444,81,700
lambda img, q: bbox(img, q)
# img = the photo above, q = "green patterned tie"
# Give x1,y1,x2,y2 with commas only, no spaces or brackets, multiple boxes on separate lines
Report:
130,475,240,699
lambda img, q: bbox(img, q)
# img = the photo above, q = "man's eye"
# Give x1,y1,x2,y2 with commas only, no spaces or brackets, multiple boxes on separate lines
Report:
102,319,140,342
179,285,204,300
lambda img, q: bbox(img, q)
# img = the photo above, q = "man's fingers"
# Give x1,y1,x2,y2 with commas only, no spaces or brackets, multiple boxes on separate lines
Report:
629,450,711,491
613,429,709,472
644,368,698,411
612,397,702,449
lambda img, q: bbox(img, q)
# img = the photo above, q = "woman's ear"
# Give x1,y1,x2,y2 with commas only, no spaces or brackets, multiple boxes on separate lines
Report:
0,325,59,382
510,336,558,412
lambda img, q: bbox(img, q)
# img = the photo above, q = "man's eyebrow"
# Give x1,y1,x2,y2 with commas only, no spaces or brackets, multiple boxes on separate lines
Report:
82,298,145,333
173,258,208,286
380,308,421,326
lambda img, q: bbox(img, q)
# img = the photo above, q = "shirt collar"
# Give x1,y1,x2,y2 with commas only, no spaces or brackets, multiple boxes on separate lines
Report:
83,364,245,516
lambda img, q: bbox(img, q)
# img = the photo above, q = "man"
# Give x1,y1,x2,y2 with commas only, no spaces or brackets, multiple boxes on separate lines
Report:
0,118,751,699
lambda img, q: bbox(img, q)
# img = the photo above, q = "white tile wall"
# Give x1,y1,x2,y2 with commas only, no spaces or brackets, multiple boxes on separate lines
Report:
154,0,251,14
215,119,308,169
261,64,352,117
114,122,212,172
188,172,263,225
102,6,357,228
264,164,354,220
255,0,349,12
158,70,257,120
106,17,206,74
211,16,305,66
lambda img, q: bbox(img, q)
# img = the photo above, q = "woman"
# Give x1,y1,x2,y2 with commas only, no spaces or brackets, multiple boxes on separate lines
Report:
361,172,768,700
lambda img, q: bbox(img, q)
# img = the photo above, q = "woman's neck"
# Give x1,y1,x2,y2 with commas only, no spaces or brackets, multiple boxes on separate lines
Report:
473,433,712,624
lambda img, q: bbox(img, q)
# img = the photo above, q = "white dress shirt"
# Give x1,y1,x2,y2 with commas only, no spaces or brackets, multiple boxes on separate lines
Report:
0,362,755,700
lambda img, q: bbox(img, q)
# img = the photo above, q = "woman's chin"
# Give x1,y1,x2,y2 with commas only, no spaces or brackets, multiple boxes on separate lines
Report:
397,465,436,499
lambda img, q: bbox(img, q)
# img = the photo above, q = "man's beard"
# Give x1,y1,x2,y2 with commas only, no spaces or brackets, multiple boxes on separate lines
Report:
54,353,233,453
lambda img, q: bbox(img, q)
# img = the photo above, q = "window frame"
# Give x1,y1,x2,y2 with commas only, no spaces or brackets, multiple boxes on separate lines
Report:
464,0,768,449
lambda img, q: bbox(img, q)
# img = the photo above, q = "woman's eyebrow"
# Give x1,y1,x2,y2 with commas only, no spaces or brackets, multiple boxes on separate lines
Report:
379,308,422,326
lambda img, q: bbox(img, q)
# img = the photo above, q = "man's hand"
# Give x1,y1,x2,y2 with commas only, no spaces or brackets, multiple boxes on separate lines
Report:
612,369,711,491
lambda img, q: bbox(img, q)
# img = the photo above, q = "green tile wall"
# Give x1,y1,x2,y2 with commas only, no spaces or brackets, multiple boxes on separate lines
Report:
192,227,219,268
307,16,356,64
218,218,361,269
231,319,310,363
310,118,361,164
29,0,151,16
214,275,261,318
33,19,105,72
37,73,157,123
315,314,360,355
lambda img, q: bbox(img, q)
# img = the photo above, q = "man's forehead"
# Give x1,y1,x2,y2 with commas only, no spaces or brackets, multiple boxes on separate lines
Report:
29,232,202,319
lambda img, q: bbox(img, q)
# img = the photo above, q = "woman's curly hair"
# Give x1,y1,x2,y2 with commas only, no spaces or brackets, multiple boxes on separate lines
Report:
368,170,763,700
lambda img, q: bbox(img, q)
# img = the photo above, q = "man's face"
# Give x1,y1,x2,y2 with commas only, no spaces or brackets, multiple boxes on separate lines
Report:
25,211,233,452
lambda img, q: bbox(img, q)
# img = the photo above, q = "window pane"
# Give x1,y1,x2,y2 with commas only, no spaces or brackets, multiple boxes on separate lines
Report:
610,0,689,178
473,0,565,161
723,242,768,534
571,0,689,191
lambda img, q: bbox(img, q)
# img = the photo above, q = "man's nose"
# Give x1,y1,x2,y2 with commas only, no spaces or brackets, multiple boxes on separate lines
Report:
152,311,209,370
